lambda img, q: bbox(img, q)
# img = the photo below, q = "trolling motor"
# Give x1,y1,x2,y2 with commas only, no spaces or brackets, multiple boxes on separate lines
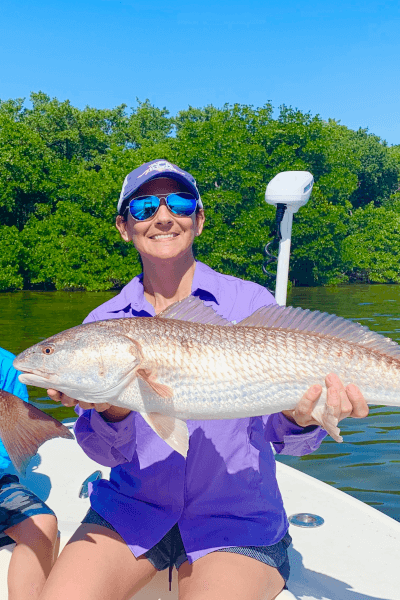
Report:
264,171,314,306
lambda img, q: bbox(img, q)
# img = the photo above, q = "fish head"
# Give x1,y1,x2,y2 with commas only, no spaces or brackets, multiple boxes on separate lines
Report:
13,321,143,403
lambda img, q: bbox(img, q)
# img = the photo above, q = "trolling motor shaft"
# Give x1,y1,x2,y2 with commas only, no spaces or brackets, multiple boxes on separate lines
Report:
264,172,314,306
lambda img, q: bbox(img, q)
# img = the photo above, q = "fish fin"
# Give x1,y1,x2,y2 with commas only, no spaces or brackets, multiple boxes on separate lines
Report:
237,305,400,359
156,296,232,326
136,368,174,399
310,404,343,443
140,411,189,457
0,390,73,476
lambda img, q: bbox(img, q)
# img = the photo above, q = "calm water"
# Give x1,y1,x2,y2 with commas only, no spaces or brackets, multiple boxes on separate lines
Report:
1,286,400,521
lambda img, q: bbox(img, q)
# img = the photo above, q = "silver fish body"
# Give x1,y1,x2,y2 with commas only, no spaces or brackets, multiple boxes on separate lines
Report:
13,298,400,455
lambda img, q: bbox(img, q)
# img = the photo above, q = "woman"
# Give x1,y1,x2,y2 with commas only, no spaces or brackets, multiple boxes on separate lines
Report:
42,159,368,600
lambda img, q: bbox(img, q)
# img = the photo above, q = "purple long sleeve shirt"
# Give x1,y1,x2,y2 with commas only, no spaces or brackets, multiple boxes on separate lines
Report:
75,261,326,562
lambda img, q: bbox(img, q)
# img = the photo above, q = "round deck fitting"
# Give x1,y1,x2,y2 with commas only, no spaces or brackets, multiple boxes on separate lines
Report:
288,513,324,527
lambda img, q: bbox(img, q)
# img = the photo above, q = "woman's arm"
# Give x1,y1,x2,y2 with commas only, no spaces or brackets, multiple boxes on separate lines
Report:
74,406,136,467
263,411,327,456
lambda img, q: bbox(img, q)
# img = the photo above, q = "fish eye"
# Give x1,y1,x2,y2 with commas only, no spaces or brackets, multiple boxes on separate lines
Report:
42,346,54,355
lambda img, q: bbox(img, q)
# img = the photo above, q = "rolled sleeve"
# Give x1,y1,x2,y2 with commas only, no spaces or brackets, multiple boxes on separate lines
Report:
74,407,137,467
263,412,327,456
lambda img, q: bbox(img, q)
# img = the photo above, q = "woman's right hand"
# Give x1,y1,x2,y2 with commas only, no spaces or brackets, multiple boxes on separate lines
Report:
47,389,131,422
47,388,110,412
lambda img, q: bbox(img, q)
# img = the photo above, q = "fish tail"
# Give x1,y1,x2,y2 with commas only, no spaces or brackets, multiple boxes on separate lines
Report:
0,391,73,476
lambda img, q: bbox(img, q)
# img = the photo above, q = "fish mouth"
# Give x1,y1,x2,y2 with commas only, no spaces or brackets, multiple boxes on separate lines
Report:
17,367,53,380
17,369,57,388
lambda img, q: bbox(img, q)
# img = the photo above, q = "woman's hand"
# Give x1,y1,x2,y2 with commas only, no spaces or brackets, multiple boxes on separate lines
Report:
47,389,111,412
281,373,369,429
47,389,131,422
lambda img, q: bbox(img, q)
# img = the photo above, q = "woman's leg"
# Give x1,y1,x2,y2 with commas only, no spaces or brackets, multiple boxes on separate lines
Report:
38,523,158,600
5,513,58,600
178,551,285,600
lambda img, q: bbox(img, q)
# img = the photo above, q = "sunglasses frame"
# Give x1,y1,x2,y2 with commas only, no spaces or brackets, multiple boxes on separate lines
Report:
125,193,200,222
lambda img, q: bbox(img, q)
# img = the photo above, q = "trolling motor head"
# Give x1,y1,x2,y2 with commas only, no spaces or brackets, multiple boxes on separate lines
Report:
265,171,314,213
265,171,314,240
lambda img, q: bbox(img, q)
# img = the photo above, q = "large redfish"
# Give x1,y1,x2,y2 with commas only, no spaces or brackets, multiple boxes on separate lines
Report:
0,390,73,474
13,297,400,457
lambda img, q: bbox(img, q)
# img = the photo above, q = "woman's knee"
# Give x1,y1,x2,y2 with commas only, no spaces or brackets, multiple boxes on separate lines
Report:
6,513,58,548
39,524,158,600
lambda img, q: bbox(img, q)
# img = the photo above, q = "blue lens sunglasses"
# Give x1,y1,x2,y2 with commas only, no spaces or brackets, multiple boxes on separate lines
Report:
126,193,201,222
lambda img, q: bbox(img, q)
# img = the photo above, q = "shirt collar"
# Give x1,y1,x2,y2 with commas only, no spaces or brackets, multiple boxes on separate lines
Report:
190,261,220,304
105,260,221,315
103,274,153,315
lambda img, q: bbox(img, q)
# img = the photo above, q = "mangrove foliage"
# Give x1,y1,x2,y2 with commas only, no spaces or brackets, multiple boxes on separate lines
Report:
1,92,399,291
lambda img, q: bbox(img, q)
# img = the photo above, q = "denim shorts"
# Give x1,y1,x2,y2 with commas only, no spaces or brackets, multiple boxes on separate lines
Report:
0,474,55,547
82,508,291,585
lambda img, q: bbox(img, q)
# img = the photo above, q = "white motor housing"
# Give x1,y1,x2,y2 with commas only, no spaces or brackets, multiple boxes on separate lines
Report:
265,171,314,212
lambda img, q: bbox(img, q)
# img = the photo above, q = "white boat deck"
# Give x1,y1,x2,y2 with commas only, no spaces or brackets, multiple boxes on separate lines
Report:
1,429,399,599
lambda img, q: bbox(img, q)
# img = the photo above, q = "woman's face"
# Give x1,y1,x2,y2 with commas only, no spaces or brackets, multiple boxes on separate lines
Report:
116,177,205,263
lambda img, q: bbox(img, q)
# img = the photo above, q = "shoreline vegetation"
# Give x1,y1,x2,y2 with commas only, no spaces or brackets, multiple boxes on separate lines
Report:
1,92,400,292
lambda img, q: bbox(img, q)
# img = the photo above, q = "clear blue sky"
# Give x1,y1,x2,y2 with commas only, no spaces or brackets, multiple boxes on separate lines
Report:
1,0,399,145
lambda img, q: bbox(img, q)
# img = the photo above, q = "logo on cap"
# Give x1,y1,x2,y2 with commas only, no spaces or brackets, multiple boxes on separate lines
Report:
137,160,186,179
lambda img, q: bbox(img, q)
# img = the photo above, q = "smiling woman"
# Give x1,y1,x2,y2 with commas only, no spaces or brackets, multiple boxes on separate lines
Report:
115,176,205,298
40,159,369,600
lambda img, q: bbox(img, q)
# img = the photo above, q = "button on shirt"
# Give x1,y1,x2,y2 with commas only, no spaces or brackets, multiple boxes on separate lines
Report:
75,261,327,563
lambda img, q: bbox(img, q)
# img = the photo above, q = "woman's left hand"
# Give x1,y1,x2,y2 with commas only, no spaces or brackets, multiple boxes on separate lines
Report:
282,372,369,428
